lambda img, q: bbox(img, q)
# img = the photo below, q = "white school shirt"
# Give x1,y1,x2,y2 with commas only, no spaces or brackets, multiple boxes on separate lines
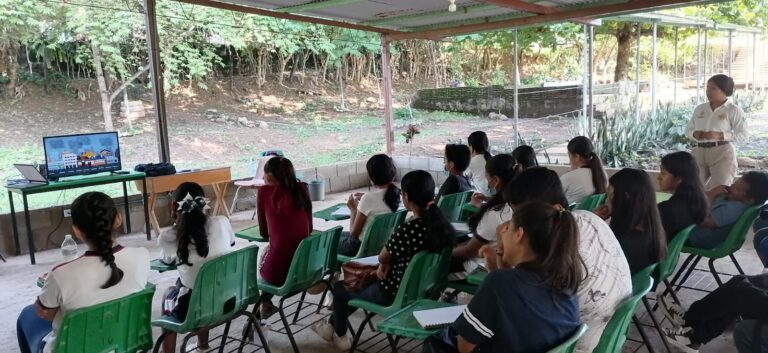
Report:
461,203,513,273
466,154,488,194
561,168,596,206
158,215,235,289
572,211,633,353
685,100,748,143
357,187,395,222
37,246,150,353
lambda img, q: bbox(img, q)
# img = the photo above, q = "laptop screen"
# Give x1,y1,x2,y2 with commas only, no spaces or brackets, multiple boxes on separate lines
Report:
14,164,47,182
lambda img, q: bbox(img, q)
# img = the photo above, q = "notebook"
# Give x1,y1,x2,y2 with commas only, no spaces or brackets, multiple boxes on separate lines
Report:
413,305,467,329
350,255,380,266
331,206,352,217
452,222,469,233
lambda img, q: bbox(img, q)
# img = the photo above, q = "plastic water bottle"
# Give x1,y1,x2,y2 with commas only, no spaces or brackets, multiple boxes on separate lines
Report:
61,234,78,261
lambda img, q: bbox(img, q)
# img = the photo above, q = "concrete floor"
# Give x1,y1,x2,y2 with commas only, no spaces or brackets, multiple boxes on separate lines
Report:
0,187,762,353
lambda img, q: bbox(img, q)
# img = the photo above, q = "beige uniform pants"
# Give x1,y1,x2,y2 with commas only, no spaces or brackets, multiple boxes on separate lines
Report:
692,143,737,189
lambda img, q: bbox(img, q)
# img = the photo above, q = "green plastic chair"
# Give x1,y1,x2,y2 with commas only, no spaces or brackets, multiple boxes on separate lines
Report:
575,194,606,211
657,225,695,303
437,191,474,223
54,285,155,353
258,226,342,353
672,205,761,290
235,224,267,242
592,267,653,353
547,324,588,353
151,245,269,353
337,210,407,264
347,250,448,352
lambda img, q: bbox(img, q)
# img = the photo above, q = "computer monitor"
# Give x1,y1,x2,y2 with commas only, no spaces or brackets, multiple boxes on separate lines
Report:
43,132,122,180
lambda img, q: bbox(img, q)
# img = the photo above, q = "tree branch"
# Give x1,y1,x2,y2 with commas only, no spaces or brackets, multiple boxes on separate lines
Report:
108,64,150,103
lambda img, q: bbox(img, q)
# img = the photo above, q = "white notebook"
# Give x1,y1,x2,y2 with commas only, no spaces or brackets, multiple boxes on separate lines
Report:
451,222,469,232
331,206,351,217
413,305,467,329
350,255,380,266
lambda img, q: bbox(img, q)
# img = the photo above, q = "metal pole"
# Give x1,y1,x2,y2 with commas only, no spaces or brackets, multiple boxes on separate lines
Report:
753,32,758,90
144,0,170,163
651,22,658,119
703,29,708,83
588,25,594,136
380,36,395,155
636,22,641,120
696,27,702,104
581,25,588,134
673,27,678,105
513,29,520,147
727,30,733,77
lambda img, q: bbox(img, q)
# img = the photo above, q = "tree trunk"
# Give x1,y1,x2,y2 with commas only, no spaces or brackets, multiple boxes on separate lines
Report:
614,23,635,82
6,43,21,99
90,42,114,131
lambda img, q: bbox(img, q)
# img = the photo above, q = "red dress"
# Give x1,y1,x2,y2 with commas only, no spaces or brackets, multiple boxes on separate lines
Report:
257,184,313,286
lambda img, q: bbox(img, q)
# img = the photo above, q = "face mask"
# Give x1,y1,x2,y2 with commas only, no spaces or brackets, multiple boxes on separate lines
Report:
442,169,449,176
485,186,496,196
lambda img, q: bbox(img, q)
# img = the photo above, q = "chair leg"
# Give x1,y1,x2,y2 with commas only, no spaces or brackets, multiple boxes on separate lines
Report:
152,331,168,353
709,258,723,286
242,310,272,353
278,296,301,353
251,189,258,220
317,280,331,314
293,291,308,324
633,315,657,353
350,312,376,353
665,254,696,298
675,256,702,292
218,322,232,353
731,254,746,275
386,334,399,353
181,332,196,353
643,297,672,353
665,280,682,305
230,186,242,214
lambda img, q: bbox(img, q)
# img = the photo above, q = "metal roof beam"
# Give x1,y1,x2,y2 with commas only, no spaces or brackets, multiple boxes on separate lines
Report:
274,0,360,13
362,4,498,26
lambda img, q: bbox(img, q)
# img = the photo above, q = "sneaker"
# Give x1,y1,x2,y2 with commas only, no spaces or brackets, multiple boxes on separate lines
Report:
332,332,352,351
312,320,351,351
658,294,686,326
440,291,458,304
663,327,701,353
184,344,214,353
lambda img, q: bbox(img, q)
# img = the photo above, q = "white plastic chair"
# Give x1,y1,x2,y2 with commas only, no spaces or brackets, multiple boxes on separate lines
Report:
231,156,272,219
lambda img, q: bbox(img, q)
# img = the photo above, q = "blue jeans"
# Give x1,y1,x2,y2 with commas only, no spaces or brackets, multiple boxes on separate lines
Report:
330,281,393,337
17,304,51,353
734,320,768,353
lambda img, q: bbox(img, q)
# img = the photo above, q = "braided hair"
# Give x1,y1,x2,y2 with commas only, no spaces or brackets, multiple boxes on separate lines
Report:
71,192,123,289
172,182,209,266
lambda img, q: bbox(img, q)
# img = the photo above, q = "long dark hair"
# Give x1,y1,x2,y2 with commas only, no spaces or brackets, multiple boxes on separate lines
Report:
264,156,312,214
513,201,585,294
609,169,667,262
504,167,569,208
708,74,735,96
660,152,708,224
468,154,518,233
71,192,123,289
366,154,400,212
467,131,492,161
172,182,209,266
567,136,607,194
511,145,538,169
400,170,455,252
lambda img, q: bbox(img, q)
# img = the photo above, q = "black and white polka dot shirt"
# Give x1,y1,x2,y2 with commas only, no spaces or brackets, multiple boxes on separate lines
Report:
380,218,428,297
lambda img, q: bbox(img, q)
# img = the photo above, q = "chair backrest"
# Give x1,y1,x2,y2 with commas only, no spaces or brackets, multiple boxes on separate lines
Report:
547,324,588,353
438,191,474,222
354,210,408,258
576,194,606,211
179,245,260,330
718,205,761,254
283,226,343,290
592,271,653,353
55,285,155,353
392,251,446,310
658,225,695,281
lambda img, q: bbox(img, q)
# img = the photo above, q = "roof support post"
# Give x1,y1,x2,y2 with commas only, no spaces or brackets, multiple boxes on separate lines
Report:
727,29,733,77
513,29,520,147
673,26,678,105
753,32,758,90
636,22,642,120
588,25,594,137
144,0,170,163
651,22,658,119
696,27,702,104
703,30,708,82
581,25,588,134
380,36,395,155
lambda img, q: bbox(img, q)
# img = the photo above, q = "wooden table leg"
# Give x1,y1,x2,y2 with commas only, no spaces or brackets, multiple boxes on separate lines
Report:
147,193,161,237
218,183,230,218
211,183,230,218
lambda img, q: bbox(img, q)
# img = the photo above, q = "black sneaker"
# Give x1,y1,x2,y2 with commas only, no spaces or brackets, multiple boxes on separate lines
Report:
658,293,686,327
663,326,701,353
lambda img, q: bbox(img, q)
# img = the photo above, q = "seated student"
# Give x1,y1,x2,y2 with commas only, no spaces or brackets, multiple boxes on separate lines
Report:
312,170,455,350
16,192,149,353
687,171,768,249
511,144,539,170
450,154,516,278
340,154,399,256
158,182,235,353
430,201,583,353
256,157,313,317
657,151,710,241
436,144,473,202
466,131,492,195
561,136,607,206
594,168,667,275
490,167,632,353
660,273,768,353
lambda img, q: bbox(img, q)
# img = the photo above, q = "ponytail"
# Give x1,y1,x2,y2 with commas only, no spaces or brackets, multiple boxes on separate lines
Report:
401,171,455,252
467,131,491,161
172,182,210,266
567,136,606,194
71,192,124,289
513,201,586,294
366,154,400,212
468,154,518,233
482,151,492,161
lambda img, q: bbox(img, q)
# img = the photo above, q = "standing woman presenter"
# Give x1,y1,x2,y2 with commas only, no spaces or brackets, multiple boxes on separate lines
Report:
685,74,748,188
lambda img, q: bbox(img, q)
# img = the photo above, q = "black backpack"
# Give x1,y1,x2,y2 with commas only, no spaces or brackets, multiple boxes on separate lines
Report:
134,163,176,177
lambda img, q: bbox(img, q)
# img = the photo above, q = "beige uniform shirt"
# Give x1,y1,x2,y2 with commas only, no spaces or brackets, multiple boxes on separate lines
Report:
685,100,748,143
